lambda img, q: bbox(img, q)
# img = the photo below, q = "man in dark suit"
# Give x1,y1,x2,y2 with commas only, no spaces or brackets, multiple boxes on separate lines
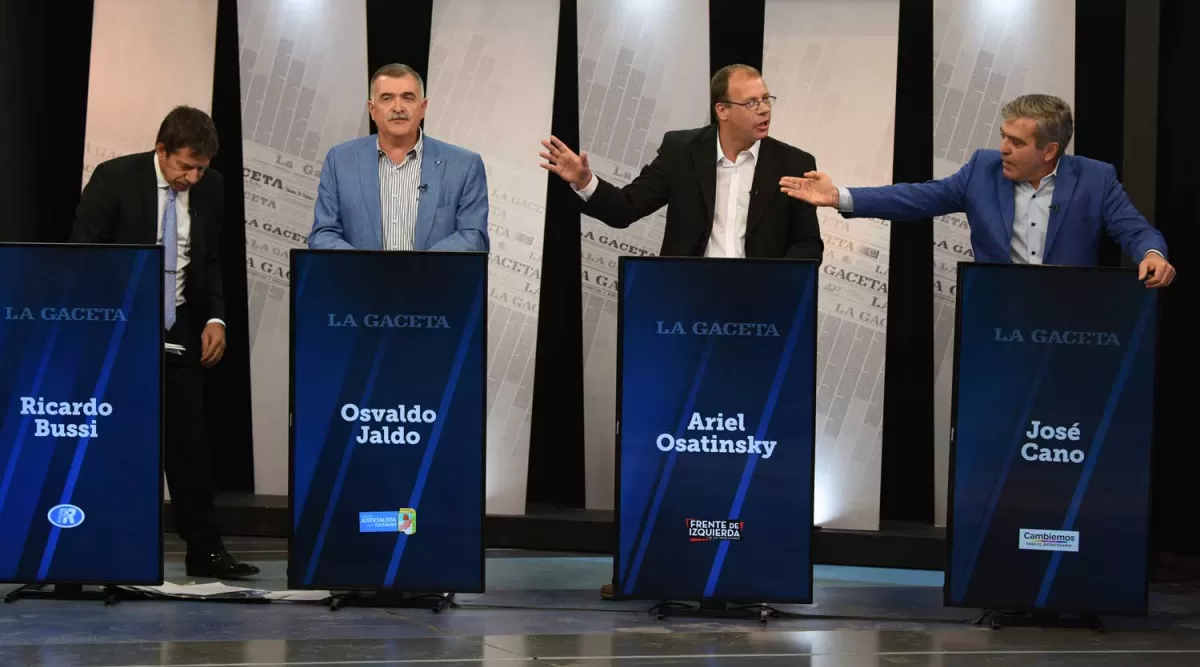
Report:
541,66,822,600
540,64,824,261
71,106,258,579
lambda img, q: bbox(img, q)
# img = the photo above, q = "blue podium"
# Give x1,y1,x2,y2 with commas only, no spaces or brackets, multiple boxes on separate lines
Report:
945,263,1157,623
0,243,164,599
614,256,818,610
288,249,486,609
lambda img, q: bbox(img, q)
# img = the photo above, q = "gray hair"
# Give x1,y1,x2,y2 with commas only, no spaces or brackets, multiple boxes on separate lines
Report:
1001,94,1073,155
369,63,425,100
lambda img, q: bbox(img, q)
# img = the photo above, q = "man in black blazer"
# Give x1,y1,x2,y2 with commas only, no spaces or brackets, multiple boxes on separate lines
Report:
542,66,823,600
541,64,824,261
71,106,258,579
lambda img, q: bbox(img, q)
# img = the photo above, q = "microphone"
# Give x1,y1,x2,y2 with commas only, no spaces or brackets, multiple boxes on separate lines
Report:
1049,204,1059,212
418,184,428,192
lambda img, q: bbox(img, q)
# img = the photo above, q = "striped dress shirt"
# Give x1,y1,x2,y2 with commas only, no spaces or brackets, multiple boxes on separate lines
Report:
378,132,424,250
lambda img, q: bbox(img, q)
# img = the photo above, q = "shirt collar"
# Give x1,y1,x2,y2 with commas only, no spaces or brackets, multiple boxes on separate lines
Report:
716,136,761,165
152,153,169,189
377,128,424,161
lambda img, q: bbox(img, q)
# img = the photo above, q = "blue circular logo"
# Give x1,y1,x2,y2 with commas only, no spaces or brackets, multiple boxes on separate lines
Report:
47,504,85,528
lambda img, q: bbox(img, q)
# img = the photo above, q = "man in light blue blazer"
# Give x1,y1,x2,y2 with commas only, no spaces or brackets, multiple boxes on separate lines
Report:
780,94,1175,287
309,63,489,253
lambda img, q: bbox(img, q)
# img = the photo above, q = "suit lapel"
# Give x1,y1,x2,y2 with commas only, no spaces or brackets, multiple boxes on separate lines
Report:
997,167,1016,250
1044,156,1076,258
690,127,717,243
140,153,161,243
416,138,444,250
359,139,384,249
745,139,777,239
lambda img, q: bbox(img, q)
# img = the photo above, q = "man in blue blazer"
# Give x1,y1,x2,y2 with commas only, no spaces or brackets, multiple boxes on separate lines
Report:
780,94,1175,287
309,63,489,252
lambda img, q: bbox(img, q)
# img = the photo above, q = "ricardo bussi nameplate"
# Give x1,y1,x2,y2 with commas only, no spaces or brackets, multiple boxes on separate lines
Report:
0,244,163,585
289,250,485,593
615,257,817,603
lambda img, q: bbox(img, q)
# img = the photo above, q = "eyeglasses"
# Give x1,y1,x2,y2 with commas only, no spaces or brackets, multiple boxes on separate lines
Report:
720,96,777,111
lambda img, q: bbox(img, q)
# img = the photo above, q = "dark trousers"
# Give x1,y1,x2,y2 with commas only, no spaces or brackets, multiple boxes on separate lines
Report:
165,302,222,553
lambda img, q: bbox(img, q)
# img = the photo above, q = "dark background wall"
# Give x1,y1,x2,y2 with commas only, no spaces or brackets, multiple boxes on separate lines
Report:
0,0,1194,558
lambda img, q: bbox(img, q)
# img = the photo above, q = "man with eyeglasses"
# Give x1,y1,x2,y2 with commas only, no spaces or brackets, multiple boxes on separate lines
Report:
541,65,823,601
540,64,823,261
309,63,489,252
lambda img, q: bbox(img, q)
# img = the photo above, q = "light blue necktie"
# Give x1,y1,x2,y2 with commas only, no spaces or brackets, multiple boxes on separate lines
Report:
163,187,177,331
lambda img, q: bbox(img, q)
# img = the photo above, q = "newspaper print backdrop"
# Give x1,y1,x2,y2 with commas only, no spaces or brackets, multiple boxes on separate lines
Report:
763,0,899,530
424,0,559,516
237,0,370,495
931,0,1075,525
82,0,220,501
82,0,219,186
577,0,711,511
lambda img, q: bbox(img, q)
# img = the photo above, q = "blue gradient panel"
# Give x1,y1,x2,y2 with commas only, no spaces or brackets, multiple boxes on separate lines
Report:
0,244,162,585
946,264,1156,615
289,250,485,592
616,258,816,602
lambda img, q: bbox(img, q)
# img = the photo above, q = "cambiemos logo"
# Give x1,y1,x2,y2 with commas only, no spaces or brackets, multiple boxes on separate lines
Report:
359,509,417,535
47,504,86,528
1019,528,1079,552
687,519,743,542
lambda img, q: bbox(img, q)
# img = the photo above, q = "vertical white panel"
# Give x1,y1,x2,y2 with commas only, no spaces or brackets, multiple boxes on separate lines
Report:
577,0,711,511
932,0,1075,526
764,0,900,531
82,0,219,187
425,0,560,516
238,0,369,496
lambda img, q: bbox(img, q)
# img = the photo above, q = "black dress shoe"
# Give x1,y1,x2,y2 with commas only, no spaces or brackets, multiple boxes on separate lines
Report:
185,550,261,580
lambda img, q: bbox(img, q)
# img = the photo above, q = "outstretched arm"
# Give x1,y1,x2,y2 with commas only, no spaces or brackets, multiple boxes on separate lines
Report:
781,150,978,222
540,136,670,228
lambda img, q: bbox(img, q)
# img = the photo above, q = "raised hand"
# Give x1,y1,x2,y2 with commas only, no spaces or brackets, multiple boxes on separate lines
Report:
779,171,840,207
539,136,593,189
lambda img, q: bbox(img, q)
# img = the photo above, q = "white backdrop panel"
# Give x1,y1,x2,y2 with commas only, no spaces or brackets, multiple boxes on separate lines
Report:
764,0,900,530
577,0,711,511
425,0,560,516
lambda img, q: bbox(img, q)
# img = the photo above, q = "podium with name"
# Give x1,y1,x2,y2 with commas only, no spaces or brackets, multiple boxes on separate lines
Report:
0,243,164,601
945,263,1158,625
288,249,486,609
613,256,818,613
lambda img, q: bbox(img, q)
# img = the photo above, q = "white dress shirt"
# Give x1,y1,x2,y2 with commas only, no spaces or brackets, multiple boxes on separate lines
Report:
574,138,761,258
153,156,224,328
378,130,424,250
1009,163,1057,264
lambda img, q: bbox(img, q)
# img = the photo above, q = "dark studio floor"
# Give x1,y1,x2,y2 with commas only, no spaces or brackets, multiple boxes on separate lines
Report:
1,536,1198,666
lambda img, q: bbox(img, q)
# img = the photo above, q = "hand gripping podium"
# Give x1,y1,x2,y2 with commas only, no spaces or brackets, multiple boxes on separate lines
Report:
0,243,165,602
288,249,486,610
945,263,1158,626
613,256,819,616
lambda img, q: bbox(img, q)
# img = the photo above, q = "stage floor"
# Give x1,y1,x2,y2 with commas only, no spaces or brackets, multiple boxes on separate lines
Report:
1,537,1198,666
